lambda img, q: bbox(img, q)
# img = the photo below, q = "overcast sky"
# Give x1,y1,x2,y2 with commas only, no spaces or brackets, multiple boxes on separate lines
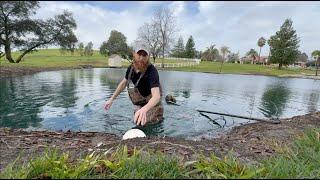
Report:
34,1,320,58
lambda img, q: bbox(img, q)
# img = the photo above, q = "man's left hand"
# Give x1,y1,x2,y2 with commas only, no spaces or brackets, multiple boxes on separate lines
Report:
134,107,148,126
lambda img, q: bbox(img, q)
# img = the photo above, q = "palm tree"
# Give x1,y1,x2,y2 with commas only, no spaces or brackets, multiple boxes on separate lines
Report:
219,46,230,73
312,50,320,76
257,37,266,65
246,48,258,64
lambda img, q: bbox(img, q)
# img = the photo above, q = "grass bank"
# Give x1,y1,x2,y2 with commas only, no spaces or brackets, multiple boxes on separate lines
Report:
169,61,316,77
1,49,316,78
1,128,319,179
0,49,191,68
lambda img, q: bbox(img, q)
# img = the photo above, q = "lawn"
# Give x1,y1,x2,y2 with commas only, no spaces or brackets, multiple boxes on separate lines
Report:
0,49,316,77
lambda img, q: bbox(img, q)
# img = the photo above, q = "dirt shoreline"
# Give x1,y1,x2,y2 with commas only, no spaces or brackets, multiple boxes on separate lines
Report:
1,111,319,171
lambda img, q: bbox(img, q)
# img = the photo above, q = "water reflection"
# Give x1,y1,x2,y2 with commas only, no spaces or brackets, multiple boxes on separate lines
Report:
0,77,46,128
307,91,319,113
51,71,78,108
258,82,291,118
0,68,319,139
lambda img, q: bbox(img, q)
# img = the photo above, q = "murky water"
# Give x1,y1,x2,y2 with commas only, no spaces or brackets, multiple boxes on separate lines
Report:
0,68,319,140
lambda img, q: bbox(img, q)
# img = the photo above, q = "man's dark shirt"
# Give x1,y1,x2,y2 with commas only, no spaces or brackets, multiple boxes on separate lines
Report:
125,64,161,97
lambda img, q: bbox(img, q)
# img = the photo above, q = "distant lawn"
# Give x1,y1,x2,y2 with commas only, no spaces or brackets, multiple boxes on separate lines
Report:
169,61,315,77
0,49,109,68
0,49,316,77
0,49,191,68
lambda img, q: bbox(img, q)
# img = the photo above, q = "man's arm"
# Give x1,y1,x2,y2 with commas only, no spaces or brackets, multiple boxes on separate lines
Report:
142,87,161,112
104,78,128,110
110,78,128,100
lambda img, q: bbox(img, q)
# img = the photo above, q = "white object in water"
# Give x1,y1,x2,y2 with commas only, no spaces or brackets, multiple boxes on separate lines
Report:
122,129,146,140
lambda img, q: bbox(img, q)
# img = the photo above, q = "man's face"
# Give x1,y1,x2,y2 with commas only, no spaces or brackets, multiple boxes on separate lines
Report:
133,50,149,71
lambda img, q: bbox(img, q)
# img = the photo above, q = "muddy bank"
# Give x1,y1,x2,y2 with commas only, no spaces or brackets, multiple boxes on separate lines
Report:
1,111,319,171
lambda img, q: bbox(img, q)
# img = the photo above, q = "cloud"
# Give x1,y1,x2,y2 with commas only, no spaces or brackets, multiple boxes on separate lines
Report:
34,1,150,50
33,1,320,58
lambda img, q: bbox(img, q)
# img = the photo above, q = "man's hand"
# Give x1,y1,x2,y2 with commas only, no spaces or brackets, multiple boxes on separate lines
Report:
104,99,114,111
134,107,148,126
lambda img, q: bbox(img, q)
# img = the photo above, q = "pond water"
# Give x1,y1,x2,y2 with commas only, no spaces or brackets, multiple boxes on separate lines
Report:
0,68,319,140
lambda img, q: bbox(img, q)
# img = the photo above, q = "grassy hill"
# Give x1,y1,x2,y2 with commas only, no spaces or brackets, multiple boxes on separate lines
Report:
0,49,109,68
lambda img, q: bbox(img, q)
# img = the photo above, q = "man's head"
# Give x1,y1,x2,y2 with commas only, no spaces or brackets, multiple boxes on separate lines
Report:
133,48,150,72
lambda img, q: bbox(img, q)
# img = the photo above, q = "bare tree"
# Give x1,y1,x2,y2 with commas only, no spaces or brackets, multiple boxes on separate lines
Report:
136,22,161,63
219,46,230,73
153,7,177,68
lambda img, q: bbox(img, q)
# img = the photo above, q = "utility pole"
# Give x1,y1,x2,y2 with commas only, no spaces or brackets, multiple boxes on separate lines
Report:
316,55,319,76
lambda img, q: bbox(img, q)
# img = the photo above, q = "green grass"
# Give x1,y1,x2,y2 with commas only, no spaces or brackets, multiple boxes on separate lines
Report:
0,49,315,77
0,49,191,69
260,128,320,178
1,128,319,179
169,61,315,77
0,49,109,68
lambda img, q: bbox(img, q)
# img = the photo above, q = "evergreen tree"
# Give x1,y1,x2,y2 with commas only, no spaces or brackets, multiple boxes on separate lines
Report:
185,36,196,58
268,19,300,69
171,36,185,58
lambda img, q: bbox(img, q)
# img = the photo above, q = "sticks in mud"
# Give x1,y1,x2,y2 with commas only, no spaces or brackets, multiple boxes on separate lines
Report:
197,109,281,124
199,112,226,128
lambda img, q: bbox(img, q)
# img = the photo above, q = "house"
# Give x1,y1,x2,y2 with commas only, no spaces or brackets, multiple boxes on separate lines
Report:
240,55,268,64
294,61,307,68
108,54,122,67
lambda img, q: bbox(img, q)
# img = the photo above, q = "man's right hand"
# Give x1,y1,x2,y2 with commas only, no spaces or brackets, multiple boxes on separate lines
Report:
104,99,114,110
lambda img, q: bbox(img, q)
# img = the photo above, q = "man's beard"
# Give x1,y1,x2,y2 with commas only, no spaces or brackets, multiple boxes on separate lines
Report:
133,60,149,72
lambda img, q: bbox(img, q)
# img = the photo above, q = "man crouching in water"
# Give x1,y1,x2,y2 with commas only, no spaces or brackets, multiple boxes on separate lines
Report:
104,48,163,126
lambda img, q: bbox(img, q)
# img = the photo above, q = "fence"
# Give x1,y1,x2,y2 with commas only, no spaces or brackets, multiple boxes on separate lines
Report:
165,57,201,62
153,61,200,68
153,57,201,68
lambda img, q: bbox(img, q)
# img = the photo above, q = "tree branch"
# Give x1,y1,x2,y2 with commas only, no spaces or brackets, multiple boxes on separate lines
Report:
15,40,52,63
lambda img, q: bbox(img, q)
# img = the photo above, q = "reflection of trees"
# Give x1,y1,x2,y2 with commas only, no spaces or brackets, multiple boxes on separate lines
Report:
307,91,319,113
101,69,124,90
259,83,291,118
51,71,78,108
242,90,256,117
84,69,95,85
0,78,43,128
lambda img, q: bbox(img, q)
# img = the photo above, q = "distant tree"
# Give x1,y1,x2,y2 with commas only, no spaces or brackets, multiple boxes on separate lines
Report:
171,36,185,58
0,1,78,63
99,41,108,57
246,48,258,64
185,36,196,58
268,19,300,69
153,7,177,67
201,45,219,61
106,30,128,58
77,42,84,56
257,37,266,64
84,42,93,56
219,46,230,72
195,50,202,59
312,50,320,76
297,52,308,62
126,46,134,60
227,52,240,63
59,47,67,56
136,22,161,63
